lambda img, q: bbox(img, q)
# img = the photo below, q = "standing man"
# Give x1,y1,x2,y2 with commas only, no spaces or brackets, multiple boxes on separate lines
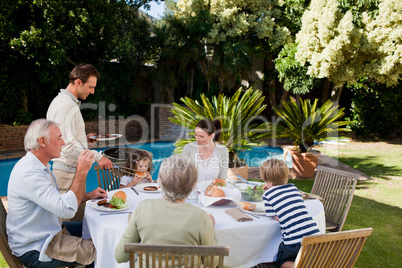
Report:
7,119,107,267
47,64,113,219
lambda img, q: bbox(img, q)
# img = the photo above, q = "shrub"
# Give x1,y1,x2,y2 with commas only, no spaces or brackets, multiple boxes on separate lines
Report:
349,78,402,137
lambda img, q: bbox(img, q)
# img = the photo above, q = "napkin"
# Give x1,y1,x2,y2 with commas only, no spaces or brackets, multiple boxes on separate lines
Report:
301,192,324,201
225,208,253,222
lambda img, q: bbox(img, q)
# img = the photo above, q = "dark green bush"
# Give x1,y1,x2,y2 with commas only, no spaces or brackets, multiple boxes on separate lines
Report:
349,78,402,137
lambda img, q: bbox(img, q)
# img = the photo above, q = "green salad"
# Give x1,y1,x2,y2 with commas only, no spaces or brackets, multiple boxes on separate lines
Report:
109,197,127,209
241,184,264,201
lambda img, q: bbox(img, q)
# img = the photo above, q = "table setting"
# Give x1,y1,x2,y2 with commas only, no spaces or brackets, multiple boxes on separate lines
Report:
83,180,325,268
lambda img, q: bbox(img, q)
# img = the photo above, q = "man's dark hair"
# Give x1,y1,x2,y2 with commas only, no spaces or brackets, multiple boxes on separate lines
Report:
69,64,100,84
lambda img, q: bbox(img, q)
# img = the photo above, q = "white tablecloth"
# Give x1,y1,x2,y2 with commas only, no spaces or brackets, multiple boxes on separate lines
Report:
83,187,325,268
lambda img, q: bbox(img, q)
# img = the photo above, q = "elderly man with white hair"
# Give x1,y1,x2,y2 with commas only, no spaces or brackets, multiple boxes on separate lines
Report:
6,118,107,268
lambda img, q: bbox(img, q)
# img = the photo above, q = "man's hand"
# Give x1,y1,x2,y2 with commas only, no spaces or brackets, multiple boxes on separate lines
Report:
76,149,94,174
97,156,113,169
70,150,94,205
83,187,107,203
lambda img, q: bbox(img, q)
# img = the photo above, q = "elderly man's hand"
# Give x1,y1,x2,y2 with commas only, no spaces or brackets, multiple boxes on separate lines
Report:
77,149,94,173
97,156,113,169
84,187,108,202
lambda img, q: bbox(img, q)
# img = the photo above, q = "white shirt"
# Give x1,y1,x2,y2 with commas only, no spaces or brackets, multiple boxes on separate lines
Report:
47,89,103,171
182,142,229,180
6,152,78,261
196,150,220,182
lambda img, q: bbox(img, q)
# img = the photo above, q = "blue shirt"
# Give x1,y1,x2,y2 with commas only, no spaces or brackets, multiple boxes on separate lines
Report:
263,183,320,245
6,151,78,261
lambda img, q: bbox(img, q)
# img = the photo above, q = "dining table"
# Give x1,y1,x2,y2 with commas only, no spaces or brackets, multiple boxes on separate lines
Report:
82,184,325,268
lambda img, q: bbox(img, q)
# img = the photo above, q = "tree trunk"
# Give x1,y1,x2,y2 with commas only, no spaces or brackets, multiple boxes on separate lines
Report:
331,85,344,103
22,89,28,111
189,65,194,98
321,78,332,104
279,89,290,107
267,58,277,109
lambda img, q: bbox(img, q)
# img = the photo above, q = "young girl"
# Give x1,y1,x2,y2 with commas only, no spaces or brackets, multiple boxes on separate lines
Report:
119,150,153,188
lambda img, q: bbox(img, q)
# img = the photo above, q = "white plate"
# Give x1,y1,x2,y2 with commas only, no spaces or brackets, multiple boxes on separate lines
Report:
90,134,122,141
134,183,161,193
240,202,267,216
92,201,132,212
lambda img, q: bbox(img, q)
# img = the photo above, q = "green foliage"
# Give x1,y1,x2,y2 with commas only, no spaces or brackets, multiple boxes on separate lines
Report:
272,98,351,152
278,0,311,35
158,0,294,100
349,78,402,137
169,88,271,165
274,42,317,94
338,0,380,26
0,0,155,124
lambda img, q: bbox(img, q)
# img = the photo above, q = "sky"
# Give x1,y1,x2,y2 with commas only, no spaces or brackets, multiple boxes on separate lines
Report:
140,1,166,19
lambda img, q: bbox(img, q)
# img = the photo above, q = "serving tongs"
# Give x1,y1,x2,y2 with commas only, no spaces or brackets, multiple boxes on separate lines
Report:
234,175,262,185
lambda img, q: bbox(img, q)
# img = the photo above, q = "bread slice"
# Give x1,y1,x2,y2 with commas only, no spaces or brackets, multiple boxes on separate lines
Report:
210,187,225,197
204,185,214,196
239,201,256,211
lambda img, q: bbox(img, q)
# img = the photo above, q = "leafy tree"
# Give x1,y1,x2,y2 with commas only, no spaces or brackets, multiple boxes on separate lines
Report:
274,42,317,95
0,0,157,124
157,0,293,102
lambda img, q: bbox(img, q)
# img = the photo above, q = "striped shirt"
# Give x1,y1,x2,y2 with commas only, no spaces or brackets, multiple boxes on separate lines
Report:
263,183,320,245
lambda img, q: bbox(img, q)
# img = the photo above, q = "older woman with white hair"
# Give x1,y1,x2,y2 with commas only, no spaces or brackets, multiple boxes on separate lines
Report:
115,154,217,265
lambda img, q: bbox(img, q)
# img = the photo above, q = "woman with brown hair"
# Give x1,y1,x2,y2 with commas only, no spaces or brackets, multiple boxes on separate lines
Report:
182,118,229,182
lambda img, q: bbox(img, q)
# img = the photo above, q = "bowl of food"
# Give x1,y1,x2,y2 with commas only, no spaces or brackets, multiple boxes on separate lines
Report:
234,182,265,202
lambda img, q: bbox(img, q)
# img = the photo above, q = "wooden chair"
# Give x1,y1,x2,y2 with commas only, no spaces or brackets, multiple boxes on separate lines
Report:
94,163,123,191
294,228,373,268
0,199,25,268
311,165,359,232
124,243,230,268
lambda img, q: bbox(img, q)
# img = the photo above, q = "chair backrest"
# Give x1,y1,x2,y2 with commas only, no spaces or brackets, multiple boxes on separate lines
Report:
294,228,373,268
125,243,230,268
94,163,123,191
0,199,25,268
311,165,359,232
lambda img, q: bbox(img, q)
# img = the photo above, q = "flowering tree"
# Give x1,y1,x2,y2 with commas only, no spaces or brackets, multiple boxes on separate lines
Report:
295,0,402,98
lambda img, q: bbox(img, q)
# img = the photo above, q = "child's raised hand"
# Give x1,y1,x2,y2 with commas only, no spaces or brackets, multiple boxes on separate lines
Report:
127,174,142,187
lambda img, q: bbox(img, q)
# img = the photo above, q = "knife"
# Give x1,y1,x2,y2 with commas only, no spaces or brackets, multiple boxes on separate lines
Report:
242,211,260,219
131,187,139,195
100,212,132,216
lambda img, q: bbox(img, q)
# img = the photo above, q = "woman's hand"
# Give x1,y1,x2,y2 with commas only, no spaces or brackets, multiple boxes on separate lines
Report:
208,214,216,228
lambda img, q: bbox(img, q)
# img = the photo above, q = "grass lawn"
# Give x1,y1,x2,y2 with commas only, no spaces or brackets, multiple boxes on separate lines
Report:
1,139,401,267
292,139,402,268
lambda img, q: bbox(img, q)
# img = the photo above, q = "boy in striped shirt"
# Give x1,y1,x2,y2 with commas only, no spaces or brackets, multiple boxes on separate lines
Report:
261,159,320,268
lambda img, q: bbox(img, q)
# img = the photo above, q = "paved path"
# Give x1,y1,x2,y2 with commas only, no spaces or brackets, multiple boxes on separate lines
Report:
248,153,372,181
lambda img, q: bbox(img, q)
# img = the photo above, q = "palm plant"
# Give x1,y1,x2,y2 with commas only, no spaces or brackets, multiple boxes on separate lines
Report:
169,87,271,167
272,98,351,153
